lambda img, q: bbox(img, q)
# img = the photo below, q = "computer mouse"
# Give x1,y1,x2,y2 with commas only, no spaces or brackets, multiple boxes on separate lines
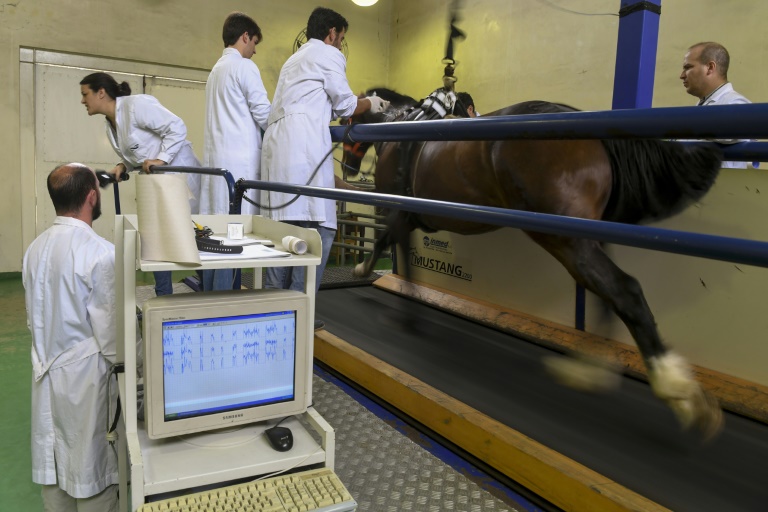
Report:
265,426,293,452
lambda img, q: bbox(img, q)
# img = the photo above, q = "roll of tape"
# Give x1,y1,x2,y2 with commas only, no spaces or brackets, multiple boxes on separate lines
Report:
282,236,307,255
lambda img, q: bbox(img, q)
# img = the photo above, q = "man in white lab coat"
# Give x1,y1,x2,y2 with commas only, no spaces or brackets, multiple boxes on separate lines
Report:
200,11,271,215
680,41,752,168
23,163,118,512
200,11,271,291
260,8,388,329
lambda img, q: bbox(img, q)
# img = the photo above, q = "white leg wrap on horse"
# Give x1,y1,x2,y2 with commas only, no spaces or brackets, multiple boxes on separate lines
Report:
647,352,696,400
353,261,370,277
648,352,722,437
543,355,621,393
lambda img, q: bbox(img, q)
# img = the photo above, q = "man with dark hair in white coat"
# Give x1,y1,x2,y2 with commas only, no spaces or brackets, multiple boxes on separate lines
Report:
24,163,118,512
200,11,271,290
201,12,270,215
260,7,388,330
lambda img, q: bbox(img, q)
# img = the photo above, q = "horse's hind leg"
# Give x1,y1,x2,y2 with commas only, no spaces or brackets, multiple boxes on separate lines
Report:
529,233,722,438
353,216,394,277
388,211,423,331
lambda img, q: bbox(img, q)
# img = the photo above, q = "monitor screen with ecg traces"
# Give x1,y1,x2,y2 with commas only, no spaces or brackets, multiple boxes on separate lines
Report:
142,289,311,439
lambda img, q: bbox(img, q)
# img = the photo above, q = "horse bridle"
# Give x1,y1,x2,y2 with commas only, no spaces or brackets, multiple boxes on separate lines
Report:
339,106,415,178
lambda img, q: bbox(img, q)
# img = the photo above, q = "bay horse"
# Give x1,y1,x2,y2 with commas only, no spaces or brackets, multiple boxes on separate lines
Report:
342,88,724,438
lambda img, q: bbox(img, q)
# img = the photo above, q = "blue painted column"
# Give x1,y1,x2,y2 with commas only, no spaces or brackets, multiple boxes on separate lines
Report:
611,0,662,109
575,0,662,330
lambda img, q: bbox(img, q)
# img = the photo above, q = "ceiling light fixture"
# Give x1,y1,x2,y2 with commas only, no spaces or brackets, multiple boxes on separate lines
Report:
351,0,379,6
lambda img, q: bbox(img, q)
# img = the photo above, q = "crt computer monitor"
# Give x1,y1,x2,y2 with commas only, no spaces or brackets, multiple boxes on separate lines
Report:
142,289,311,439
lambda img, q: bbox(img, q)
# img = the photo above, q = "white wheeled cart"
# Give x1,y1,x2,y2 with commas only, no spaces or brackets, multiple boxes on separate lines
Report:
114,214,335,512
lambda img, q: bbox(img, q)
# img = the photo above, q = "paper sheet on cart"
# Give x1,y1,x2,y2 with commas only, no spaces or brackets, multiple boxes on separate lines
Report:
199,244,291,260
208,236,275,246
136,174,201,266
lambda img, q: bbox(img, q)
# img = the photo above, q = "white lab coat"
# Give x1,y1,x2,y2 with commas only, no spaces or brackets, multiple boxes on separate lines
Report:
260,39,358,229
23,217,118,498
106,94,201,212
201,48,271,215
698,83,751,168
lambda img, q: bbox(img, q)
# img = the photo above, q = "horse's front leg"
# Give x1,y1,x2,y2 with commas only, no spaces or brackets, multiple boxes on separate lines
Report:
354,208,405,278
529,233,723,439
353,225,392,277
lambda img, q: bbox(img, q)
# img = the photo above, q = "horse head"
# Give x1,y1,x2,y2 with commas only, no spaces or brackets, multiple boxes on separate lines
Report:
341,87,419,177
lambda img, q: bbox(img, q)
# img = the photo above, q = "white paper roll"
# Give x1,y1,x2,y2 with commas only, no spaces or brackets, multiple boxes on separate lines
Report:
136,174,201,266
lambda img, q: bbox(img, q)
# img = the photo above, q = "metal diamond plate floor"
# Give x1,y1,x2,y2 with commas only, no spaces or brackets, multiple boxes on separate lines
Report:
310,372,527,512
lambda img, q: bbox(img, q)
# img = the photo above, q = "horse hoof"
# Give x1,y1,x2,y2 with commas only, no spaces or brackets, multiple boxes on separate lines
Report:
648,353,724,440
543,355,621,393
667,388,723,441
696,390,724,441
353,262,371,278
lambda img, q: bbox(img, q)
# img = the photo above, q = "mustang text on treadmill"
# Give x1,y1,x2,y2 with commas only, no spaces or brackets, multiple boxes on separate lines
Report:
410,254,472,281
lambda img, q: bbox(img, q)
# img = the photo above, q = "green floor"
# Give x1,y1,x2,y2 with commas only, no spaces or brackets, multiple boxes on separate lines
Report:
0,272,42,510
0,270,179,510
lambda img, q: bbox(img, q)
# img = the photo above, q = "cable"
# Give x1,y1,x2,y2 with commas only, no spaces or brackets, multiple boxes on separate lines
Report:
179,426,263,448
532,0,618,17
252,445,325,482
106,363,124,444
242,144,337,211
242,123,355,211
265,414,294,432
179,414,298,448
334,153,377,178
192,220,213,238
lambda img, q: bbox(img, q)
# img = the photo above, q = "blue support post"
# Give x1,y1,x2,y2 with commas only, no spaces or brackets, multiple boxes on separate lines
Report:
578,0,661,330
611,0,662,110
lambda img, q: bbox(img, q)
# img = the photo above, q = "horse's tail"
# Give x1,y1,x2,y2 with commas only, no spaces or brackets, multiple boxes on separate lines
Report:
601,140,723,224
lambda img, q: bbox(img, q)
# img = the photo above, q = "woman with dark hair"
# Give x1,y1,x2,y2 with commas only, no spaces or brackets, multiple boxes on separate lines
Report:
79,71,201,296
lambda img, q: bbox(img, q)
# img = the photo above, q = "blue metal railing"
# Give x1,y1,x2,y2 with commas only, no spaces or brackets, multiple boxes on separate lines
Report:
238,180,768,269
151,166,238,214
238,104,768,267
231,103,768,272
330,103,768,142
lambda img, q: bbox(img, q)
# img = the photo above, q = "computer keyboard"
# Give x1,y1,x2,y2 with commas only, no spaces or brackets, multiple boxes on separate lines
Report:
137,467,357,512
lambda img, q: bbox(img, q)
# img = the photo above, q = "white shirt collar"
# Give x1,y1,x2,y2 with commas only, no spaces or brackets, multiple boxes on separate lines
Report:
698,82,732,105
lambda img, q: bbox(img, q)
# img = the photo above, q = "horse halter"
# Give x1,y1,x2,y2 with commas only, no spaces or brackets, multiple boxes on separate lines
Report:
343,141,367,159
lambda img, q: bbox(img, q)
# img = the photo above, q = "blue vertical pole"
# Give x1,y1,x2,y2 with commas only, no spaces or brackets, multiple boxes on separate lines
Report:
611,0,662,110
575,0,662,331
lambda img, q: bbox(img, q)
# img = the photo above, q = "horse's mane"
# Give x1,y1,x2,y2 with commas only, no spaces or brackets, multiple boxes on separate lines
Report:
493,100,580,117
365,87,419,107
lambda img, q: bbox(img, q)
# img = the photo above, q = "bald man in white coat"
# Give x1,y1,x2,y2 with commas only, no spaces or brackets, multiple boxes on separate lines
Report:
24,164,118,511
680,41,752,168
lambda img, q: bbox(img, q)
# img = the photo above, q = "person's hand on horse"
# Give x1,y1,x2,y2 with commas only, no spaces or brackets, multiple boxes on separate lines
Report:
367,96,390,114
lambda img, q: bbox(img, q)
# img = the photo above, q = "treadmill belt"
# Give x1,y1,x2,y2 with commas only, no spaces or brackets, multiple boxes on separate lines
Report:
317,286,768,512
